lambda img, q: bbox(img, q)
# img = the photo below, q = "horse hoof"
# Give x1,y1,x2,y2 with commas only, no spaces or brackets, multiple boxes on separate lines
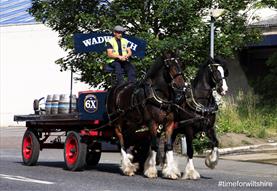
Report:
164,174,179,180
162,162,181,178
123,171,135,176
205,157,217,169
176,171,181,177
182,170,200,180
144,167,158,178
121,162,139,176
122,168,134,176
205,149,219,169
162,168,181,180
122,167,137,176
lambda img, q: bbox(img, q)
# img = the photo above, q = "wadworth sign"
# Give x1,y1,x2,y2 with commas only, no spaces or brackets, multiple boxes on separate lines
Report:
74,33,146,58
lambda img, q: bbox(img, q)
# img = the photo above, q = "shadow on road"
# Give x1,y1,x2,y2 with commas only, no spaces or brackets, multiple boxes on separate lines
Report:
95,163,121,174
94,163,150,177
14,161,214,180
15,161,66,169
16,161,123,174
38,161,66,169
200,175,213,180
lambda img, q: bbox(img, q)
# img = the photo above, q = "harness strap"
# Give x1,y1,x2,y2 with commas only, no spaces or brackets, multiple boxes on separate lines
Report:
147,85,174,112
185,87,218,114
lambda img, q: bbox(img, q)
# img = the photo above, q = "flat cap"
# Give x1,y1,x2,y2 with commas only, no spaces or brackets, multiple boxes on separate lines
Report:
113,25,126,32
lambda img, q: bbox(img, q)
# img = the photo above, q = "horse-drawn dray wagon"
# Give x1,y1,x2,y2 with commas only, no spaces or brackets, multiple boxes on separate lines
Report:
14,90,119,171
14,54,229,180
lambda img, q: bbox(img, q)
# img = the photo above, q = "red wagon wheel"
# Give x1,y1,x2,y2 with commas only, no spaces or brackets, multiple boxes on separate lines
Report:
22,129,40,166
64,131,87,171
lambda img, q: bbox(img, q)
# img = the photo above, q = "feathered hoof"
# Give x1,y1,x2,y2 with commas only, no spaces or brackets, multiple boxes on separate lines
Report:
205,154,218,169
162,166,181,180
182,169,200,180
162,172,179,180
121,162,139,176
144,166,158,178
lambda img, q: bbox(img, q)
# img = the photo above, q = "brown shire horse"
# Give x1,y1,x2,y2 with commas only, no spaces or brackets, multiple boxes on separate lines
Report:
106,52,186,179
173,56,229,180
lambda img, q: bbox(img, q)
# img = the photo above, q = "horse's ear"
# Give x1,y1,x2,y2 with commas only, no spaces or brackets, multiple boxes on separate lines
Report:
207,57,214,65
162,49,177,58
214,55,226,65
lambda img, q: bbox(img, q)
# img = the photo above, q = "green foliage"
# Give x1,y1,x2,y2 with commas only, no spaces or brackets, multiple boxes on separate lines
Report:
192,134,210,154
217,91,277,138
29,0,275,86
180,90,276,153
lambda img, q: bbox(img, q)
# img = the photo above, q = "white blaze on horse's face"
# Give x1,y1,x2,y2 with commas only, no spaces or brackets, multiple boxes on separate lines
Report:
217,65,228,95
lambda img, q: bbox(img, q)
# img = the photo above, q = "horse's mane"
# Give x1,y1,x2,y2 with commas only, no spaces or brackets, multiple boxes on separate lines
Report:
192,58,211,84
145,50,180,80
145,56,164,79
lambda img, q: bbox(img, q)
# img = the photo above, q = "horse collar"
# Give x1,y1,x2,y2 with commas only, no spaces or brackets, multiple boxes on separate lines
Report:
148,85,173,111
186,88,218,115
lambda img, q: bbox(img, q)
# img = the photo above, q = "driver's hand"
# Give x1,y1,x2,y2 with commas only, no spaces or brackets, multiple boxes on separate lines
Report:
118,55,125,61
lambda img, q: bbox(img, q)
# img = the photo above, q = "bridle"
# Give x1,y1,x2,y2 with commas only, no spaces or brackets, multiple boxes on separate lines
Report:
208,63,227,86
164,58,183,79
163,57,185,89
163,57,186,104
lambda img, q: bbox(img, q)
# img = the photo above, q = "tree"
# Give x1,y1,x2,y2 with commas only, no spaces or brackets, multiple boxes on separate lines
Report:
29,0,276,86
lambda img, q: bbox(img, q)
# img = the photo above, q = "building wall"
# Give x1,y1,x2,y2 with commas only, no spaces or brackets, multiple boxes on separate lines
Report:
226,58,251,98
239,46,277,93
0,24,91,127
231,13,277,99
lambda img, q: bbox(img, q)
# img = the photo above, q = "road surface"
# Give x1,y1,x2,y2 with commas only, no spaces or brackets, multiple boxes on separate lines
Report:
0,127,276,191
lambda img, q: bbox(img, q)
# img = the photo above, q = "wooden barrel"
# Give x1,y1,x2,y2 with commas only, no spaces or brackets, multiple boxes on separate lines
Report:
45,95,52,115
70,95,77,113
51,94,59,114
58,94,70,114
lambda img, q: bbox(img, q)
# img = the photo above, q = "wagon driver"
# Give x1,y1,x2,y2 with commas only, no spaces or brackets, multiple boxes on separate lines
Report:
106,25,136,85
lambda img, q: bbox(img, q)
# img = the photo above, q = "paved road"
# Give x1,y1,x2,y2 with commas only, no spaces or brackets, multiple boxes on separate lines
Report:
0,127,276,191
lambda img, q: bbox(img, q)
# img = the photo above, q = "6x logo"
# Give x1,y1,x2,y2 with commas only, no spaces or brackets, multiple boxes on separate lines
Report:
84,94,98,113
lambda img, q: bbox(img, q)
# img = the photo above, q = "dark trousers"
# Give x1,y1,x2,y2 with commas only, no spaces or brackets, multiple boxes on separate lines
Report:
111,60,136,85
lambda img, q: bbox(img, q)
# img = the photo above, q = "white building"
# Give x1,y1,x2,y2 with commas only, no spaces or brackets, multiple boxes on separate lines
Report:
0,0,91,127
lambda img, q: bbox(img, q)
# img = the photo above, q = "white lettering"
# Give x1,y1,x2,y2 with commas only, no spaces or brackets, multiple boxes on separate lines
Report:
82,39,91,47
104,36,112,42
90,100,97,108
218,180,273,188
83,36,135,47
97,37,104,44
92,37,98,44
85,100,97,109
129,42,138,51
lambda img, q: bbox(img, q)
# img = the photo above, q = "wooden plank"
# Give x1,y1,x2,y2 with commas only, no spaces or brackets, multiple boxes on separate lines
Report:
14,113,79,122
14,114,41,121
